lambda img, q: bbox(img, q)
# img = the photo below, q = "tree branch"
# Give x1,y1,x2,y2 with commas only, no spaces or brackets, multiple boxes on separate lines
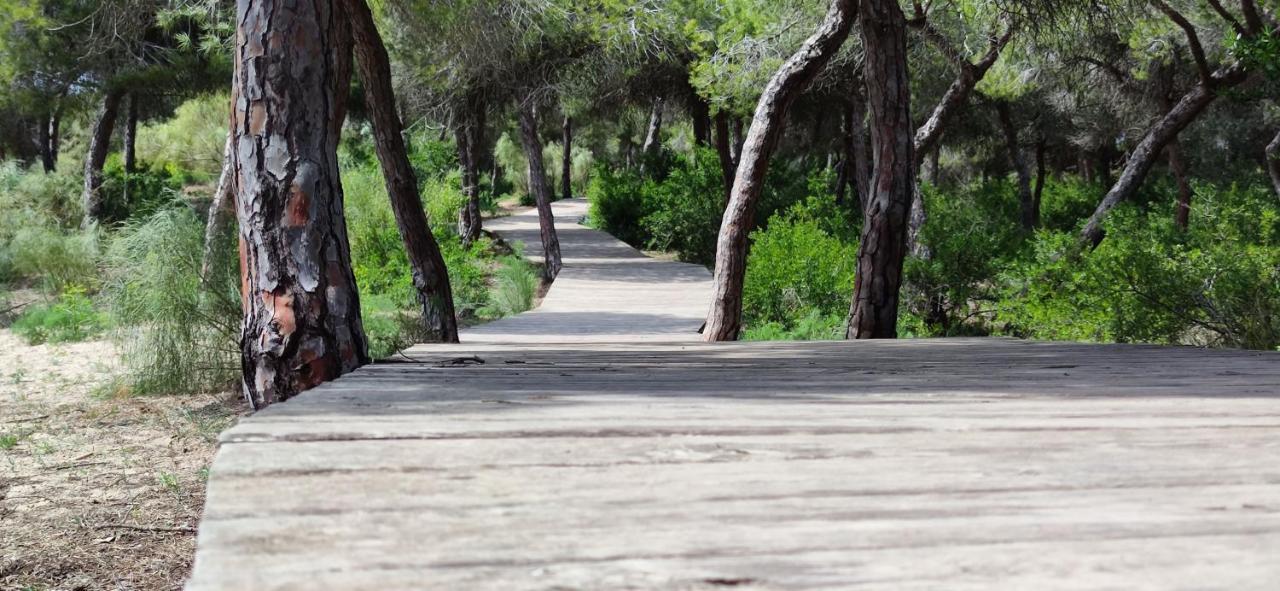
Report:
1151,0,1214,87
1205,0,1248,36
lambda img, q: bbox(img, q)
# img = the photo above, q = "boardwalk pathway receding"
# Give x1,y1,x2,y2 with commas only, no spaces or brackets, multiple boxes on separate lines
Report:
188,199,1280,590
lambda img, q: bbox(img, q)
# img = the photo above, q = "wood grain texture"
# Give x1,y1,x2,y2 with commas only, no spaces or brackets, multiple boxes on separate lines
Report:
188,199,1280,589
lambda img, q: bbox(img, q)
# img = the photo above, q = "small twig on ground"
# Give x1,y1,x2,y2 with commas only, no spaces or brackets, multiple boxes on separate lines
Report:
437,355,485,367
3,415,49,424
49,461,109,471
91,523,196,534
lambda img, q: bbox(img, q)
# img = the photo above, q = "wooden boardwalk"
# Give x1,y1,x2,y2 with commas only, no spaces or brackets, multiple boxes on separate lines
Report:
188,200,1280,590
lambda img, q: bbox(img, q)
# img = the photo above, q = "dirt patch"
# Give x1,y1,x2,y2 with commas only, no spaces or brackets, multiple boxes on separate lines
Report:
0,329,248,591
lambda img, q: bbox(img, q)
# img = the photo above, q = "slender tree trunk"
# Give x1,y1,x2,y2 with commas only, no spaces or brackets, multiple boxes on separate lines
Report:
642,97,664,157
517,101,563,279
692,97,712,147
232,0,369,409
1168,140,1193,229
348,0,458,343
49,110,61,168
81,89,124,226
123,94,139,173
455,102,483,245
1268,128,1280,200
995,102,1035,231
703,0,855,342
1080,72,1243,246
201,133,235,282
713,112,735,204
562,115,573,200
839,92,872,211
847,0,914,339
730,118,745,165
38,110,54,173
1033,137,1047,225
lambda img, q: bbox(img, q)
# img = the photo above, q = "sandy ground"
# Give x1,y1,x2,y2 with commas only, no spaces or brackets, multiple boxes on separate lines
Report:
0,329,247,590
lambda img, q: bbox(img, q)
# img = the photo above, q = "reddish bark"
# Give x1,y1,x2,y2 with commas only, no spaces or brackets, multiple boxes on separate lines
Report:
517,101,563,279
81,89,123,226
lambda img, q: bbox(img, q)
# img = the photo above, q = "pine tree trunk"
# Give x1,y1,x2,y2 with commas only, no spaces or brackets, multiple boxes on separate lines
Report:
455,104,482,245
1169,140,1193,229
703,0,855,342
996,101,1035,231
123,94,139,173
348,0,458,343
730,118,745,166
692,97,712,147
839,92,872,210
1033,137,1047,226
642,97,664,157
48,110,61,168
201,132,235,282
1268,128,1280,201
846,0,914,339
517,101,563,279
232,0,369,409
38,110,54,173
562,115,573,200
81,89,123,226
713,112,735,204
1080,78,1232,246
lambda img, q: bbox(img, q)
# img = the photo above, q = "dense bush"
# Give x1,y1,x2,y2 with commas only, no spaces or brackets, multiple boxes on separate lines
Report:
101,207,240,395
136,93,230,179
11,288,109,345
99,157,187,222
742,195,857,331
996,184,1280,350
6,225,101,293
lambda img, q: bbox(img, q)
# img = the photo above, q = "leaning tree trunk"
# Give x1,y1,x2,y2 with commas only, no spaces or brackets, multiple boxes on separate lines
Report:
846,0,915,339
81,89,124,226
1268,128,1280,200
702,0,856,342
200,132,235,282
38,109,56,173
232,0,369,409
562,115,573,200
996,101,1035,230
1080,70,1245,246
348,0,458,343
517,101,563,279
455,104,483,245
123,94,139,173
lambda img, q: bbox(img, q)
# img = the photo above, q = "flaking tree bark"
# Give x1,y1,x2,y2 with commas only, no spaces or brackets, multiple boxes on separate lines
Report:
232,0,370,409
517,100,563,278
713,112,735,204
82,89,124,226
1169,140,1194,229
348,0,459,343
703,0,856,341
201,133,235,282
846,0,915,339
642,97,664,158
123,94,139,173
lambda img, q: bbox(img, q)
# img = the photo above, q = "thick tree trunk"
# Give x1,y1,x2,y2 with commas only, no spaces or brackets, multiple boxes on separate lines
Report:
1168,140,1193,229
840,92,872,210
123,94,139,173
455,103,483,245
562,115,573,200
1080,73,1241,246
713,112,736,204
703,0,855,342
1268,128,1280,200
81,89,123,226
201,133,235,282
996,101,1035,230
232,0,369,409
348,0,458,343
517,101,563,279
846,0,915,339
642,97,664,157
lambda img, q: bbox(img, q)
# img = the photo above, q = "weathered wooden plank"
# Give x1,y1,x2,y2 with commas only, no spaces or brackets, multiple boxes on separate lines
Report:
187,199,1280,590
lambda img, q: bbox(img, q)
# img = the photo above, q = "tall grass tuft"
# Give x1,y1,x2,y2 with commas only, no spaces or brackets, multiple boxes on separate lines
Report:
102,207,240,395
487,257,540,318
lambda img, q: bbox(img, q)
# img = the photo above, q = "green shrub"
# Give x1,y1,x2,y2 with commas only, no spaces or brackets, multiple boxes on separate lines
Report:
1038,175,1106,232
136,93,229,179
361,293,421,361
903,180,1027,335
6,225,100,293
102,207,240,395
742,308,845,341
494,132,530,199
99,157,185,222
742,196,857,330
586,164,651,247
640,148,726,265
11,288,109,345
485,256,540,318
407,134,459,182
997,183,1280,350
